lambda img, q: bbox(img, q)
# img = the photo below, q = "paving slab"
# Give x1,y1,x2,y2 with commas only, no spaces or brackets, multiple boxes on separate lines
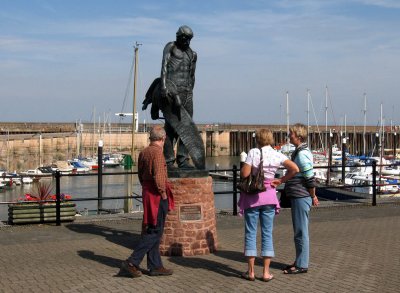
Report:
0,204,399,292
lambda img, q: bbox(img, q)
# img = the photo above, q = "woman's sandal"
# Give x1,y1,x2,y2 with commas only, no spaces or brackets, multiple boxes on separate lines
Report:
241,271,255,281
261,274,274,282
282,263,295,271
283,266,308,274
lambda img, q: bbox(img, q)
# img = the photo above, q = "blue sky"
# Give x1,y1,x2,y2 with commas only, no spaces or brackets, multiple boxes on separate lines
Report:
1,0,400,128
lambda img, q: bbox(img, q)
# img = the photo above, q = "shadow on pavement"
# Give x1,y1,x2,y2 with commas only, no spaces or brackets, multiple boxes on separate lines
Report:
77,250,134,278
214,250,288,270
167,249,288,278
66,223,141,250
168,254,242,278
78,250,121,268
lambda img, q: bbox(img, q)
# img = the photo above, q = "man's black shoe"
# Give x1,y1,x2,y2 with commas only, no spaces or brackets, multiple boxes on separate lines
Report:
149,267,173,276
120,261,142,278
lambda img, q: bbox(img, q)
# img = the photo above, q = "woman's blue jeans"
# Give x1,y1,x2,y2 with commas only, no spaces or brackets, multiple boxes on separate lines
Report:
290,196,312,268
244,205,275,257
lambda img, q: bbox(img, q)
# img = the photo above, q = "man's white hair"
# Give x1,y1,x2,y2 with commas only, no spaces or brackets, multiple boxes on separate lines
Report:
149,126,166,141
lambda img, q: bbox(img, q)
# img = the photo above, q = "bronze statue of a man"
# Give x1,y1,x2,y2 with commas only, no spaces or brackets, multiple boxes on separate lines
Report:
161,25,197,169
143,25,205,170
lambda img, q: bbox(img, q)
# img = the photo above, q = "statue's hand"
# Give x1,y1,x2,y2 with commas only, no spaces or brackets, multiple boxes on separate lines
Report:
161,87,176,106
174,95,182,107
160,87,169,99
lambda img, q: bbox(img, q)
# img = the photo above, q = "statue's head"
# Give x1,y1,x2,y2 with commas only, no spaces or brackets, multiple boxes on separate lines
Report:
176,25,193,50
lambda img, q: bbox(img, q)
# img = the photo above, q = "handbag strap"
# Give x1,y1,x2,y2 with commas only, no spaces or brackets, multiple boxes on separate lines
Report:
256,148,264,175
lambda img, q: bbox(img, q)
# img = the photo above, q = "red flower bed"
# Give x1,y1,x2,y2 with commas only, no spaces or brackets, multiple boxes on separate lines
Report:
19,193,72,202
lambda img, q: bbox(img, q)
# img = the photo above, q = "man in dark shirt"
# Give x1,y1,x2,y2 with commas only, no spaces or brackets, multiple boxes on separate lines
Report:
121,125,174,277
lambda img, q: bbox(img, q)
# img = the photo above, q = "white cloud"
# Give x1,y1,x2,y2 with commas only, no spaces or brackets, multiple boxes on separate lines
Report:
28,17,172,39
354,0,400,8
1,1,400,125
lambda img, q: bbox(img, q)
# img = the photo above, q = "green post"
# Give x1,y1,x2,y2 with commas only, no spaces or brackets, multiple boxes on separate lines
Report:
123,154,134,169
123,154,134,213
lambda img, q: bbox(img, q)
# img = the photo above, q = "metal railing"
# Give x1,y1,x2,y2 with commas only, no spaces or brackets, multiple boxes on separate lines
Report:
1,160,399,225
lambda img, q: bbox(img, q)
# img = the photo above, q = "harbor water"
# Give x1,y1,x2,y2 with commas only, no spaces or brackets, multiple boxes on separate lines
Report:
0,156,241,222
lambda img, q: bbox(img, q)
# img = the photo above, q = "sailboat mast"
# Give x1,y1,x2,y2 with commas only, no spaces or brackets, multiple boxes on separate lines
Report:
92,107,96,156
98,116,101,140
6,129,9,171
325,86,328,153
353,124,356,154
381,103,384,158
131,42,141,162
126,41,141,213
379,103,384,176
39,133,42,167
286,91,290,146
108,113,112,154
76,120,80,159
380,103,383,149
363,93,367,155
307,89,310,147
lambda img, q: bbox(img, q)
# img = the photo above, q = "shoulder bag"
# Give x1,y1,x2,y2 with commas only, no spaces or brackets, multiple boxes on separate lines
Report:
237,149,266,194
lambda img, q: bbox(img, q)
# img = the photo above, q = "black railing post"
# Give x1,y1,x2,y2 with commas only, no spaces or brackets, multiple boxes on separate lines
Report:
341,138,346,184
98,140,103,214
326,133,332,185
232,164,238,216
55,170,61,226
372,160,377,206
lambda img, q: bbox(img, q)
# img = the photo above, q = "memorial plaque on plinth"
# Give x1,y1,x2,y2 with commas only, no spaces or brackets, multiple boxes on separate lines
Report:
160,175,218,256
179,205,202,221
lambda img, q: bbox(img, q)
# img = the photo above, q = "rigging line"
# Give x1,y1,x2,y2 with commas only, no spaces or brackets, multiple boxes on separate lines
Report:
119,55,135,123
391,105,396,129
309,93,325,150
315,94,324,125
136,51,143,98
358,96,364,126
136,54,151,128
370,120,381,156
327,87,340,145
136,51,145,127
143,106,150,127
89,107,94,125
327,88,337,127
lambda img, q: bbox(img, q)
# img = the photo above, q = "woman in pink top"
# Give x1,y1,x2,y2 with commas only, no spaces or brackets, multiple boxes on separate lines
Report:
239,129,298,282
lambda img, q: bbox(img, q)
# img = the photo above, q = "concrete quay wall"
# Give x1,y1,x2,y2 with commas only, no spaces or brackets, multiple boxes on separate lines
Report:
0,121,386,134
0,132,148,171
1,121,399,171
0,131,230,171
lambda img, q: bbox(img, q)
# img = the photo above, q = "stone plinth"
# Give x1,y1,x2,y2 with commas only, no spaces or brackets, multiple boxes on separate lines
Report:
160,176,218,256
